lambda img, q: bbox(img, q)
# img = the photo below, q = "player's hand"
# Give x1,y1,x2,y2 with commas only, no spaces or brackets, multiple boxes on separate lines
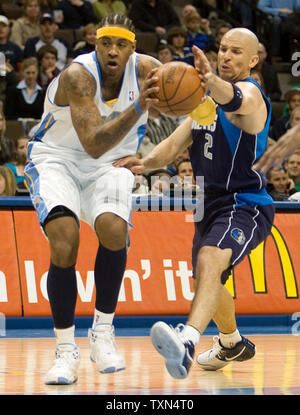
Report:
113,155,146,175
136,69,159,113
253,124,300,173
192,46,214,92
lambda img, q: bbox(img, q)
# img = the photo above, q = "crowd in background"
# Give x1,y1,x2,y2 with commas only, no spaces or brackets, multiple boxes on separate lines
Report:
0,0,300,200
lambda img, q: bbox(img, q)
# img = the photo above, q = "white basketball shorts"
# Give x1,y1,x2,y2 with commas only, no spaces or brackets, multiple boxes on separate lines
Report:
24,159,135,229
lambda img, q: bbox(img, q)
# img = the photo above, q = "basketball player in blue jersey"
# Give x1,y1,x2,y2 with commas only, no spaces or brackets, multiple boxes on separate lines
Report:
115,28,275,379
24,13,161,385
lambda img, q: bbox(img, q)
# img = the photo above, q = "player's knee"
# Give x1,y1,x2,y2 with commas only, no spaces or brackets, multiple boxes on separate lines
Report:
50,238,79,267
196,246,231,280
96,213,127,251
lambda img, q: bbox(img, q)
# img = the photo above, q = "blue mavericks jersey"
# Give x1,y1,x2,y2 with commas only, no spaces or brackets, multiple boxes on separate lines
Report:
190,77,273,206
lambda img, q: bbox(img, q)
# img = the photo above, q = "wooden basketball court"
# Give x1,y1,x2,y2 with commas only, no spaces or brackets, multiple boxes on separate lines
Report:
0,333,299,395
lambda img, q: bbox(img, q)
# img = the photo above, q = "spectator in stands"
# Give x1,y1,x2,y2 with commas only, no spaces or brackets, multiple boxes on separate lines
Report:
156,44,173,64
266,166,296,200
4,57,45,120
205,50,217,73
9,0,41,50
0,165,17,196
182,4,197,20
0,15,23,71
93,0,127,22
147,168,173,196
36,44,60,90
132,174,149,194
184,11,213,51
145,108,179,146
166,26,194,66
23,12,73,70
270,86,300,141
4,135,29,191
171,158,198,196
255,41,282,101
39,0,64,24
0,16,20,105
285,150,300,191
73,23,97,57
58,0,98,30
257,0,300,58
129,0,180,37
0,107,6,138
206,20,231,53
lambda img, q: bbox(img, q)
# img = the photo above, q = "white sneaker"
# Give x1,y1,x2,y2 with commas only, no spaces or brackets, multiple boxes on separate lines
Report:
197,335,256,371
88,324,125,373
44,343,80,385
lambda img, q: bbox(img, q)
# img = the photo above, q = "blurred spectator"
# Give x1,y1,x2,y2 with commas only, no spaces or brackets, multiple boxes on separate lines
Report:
58,0,98,29
285,150,300,191
147,168,173,196
0,165,17,196
205,50,217,73
266,166,296,200
132,174,149,194
9,0,41,50
156,44,173,64
0,15,23,71
182,4,197,21
93,0,127,21
172,158,198,196
39,0,64,24
129,0,180,37
166,26,194,66
5,135,29,191
257,0,300,58
184,11,213,51
0,136,15,165
0,15,20,105
206,20,231,53
255,41,281,101
270,86,300,141
23,12,73,70
4,57,45,120
36,44,60,90
0,106,6,138
73,23,97,57
145,108,179,146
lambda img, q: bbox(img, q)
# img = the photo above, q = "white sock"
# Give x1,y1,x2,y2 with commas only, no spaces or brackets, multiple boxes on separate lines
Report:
54,325,75,346
219,329,242,349
182,324,201,346
93,309,114,329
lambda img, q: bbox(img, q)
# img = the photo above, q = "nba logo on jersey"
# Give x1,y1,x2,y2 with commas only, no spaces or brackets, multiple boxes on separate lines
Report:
129,91,135,101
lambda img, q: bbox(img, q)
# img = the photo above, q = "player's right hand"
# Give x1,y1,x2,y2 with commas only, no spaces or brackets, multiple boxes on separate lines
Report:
136,69,160,113
113,155,145,175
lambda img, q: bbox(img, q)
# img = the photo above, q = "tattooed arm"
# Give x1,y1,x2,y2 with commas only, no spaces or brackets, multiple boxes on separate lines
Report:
58,61,159,159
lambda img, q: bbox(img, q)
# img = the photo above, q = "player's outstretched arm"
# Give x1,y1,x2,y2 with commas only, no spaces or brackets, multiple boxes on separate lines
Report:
62,63,159,159
114,117,193,173
253,124,300,173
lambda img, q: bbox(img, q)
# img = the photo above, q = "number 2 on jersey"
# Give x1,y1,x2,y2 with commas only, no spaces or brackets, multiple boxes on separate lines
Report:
204,133,213,160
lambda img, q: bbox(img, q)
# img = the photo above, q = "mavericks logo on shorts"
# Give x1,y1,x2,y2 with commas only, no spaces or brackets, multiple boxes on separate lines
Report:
231,228,246,245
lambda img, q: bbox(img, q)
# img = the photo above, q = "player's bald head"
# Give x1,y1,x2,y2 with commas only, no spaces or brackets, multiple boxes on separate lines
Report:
223,28,259,56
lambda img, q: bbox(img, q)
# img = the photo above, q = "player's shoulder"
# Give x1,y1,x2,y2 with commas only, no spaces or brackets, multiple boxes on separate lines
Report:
136,52,162,79
60,61,96,94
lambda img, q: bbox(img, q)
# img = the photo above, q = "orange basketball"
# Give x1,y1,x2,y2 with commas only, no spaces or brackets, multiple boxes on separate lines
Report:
152,61,204,116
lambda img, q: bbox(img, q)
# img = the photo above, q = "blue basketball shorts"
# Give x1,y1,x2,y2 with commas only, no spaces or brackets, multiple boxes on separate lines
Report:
191,193,275,284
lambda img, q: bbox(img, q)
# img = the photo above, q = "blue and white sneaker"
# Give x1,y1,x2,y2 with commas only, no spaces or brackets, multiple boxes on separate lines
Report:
44,343,80,385
88,324,125,374
197,335,256,371
150,322,195,379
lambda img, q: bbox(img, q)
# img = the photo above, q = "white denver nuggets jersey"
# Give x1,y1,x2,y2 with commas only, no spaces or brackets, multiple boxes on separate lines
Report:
28,51,148,170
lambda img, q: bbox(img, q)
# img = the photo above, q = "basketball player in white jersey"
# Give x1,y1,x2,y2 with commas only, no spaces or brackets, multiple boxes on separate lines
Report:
24,13,161,385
